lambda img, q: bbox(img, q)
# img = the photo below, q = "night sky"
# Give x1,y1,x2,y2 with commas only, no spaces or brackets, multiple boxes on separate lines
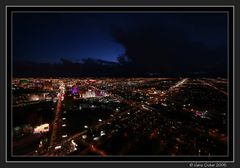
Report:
13,12,228,77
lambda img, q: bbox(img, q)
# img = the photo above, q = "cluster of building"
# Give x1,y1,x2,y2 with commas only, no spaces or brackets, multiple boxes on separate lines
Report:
12,77,228,156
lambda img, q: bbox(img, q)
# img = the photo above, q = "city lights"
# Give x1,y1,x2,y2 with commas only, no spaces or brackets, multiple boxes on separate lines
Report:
12,77,228,157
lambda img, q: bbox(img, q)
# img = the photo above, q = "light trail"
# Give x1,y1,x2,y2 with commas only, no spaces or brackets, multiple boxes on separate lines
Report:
198,79,228,96
169,78,188,91
49,82,65,147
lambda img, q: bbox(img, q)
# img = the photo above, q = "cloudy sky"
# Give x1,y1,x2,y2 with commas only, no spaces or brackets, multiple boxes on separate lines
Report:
12,12,228,77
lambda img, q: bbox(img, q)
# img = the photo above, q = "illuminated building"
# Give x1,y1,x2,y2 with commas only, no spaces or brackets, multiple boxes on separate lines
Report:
43,80,53,90
71,86,79,95
33,123,49,134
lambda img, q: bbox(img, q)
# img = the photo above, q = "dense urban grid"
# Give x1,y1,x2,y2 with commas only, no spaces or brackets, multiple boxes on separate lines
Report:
12,77,228,156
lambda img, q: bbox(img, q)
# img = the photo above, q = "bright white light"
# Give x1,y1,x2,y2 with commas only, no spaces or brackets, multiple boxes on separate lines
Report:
98,119,102,122
55,146,62,150
62,134,67,138
100,131,106,136
82,135,87,139
84,125,88,128
93,137,100,141
71,140,77,146
33,123,49,134
62,124,66,127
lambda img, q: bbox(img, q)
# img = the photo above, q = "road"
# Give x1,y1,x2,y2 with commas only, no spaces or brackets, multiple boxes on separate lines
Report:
49,82,65,147
197,79,228,96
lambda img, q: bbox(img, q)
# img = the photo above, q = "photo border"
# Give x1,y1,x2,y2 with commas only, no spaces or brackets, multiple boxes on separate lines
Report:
5,5,235,163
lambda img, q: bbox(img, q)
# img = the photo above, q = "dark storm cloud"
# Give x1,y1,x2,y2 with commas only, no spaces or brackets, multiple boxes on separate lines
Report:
110,13,227,76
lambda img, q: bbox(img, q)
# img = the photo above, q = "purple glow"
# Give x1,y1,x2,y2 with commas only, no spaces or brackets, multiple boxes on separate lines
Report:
71,86,79,95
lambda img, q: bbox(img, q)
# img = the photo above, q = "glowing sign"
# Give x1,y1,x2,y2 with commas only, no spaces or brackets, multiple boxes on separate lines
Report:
71,86,79,95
